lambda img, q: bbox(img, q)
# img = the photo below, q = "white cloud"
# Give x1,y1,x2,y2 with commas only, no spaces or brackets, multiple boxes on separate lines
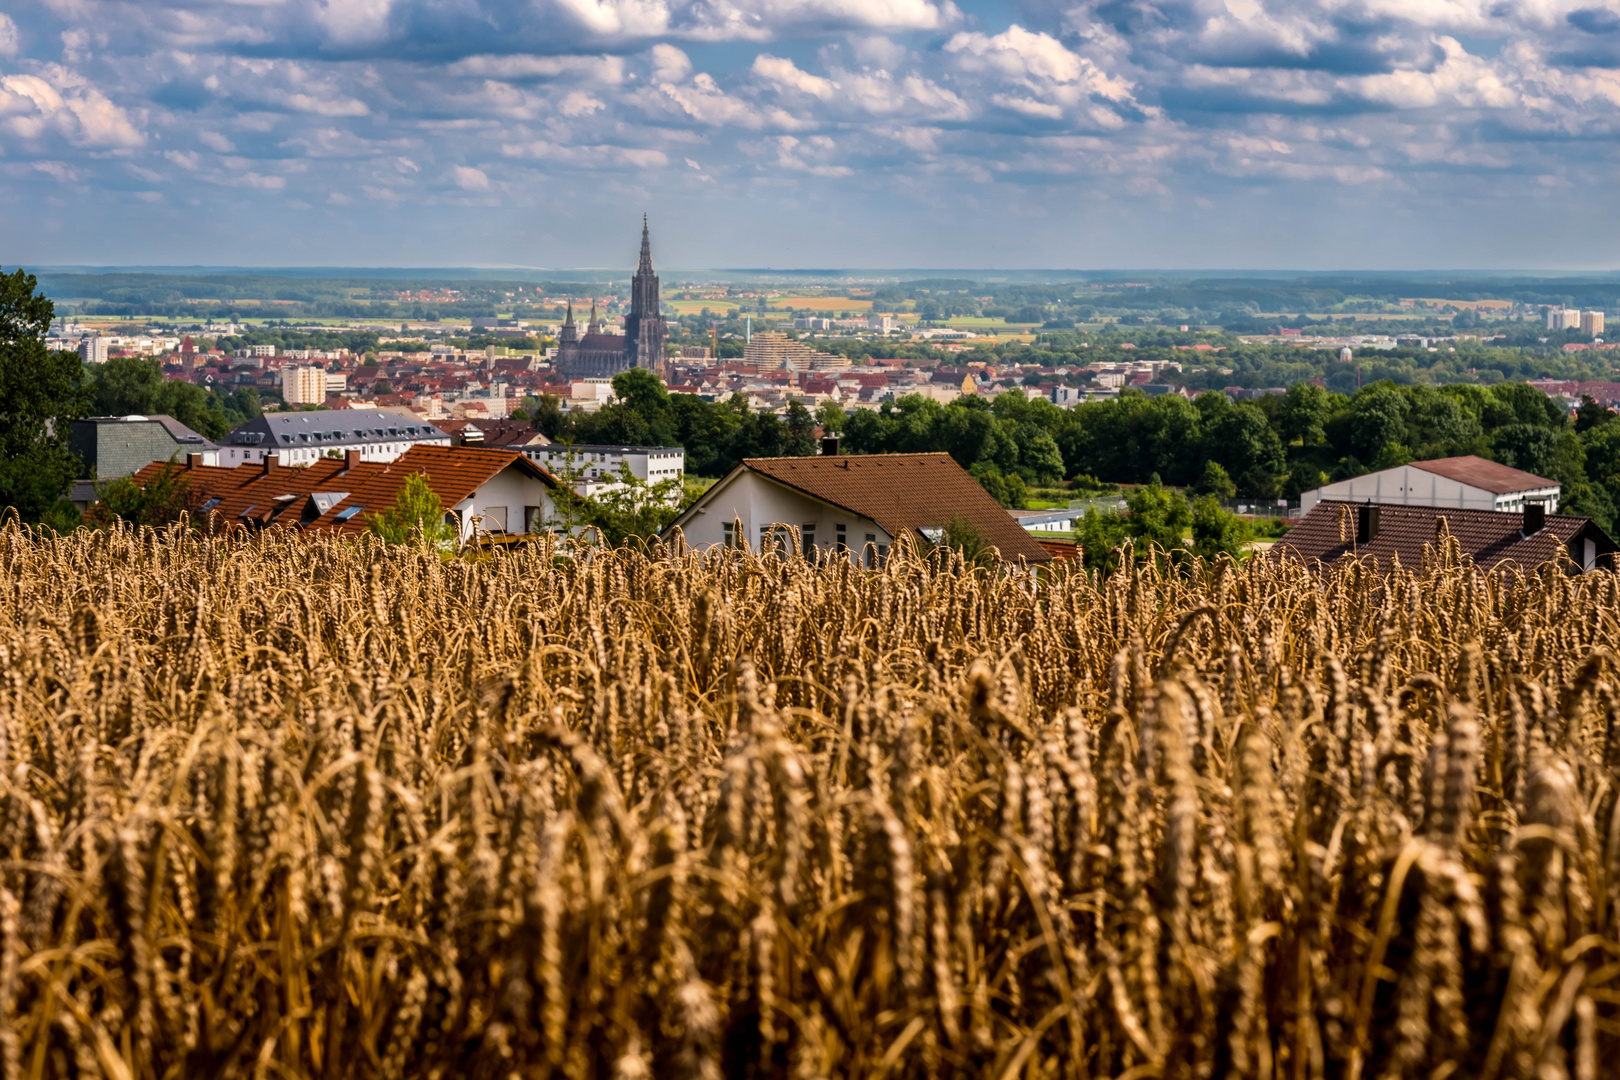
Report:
752,54,837,99
0,14,20,59
451,164,491,190
0,69,143,147
559,90,606,116
650,43,693,83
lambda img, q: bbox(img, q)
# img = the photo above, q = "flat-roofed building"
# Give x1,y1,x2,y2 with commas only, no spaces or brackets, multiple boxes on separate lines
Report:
1582,311,1606,336
1299,455,1559,516
744,331,850,373
523,443,684,500
281,365,327,406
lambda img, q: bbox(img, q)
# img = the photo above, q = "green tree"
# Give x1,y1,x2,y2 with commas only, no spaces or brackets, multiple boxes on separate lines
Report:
815,398,846,434
85,464,195,528
1575,395,1612,434
0,268,87,522
1192,460,1237,499
1277,382,1331,445
88,357,230,439
367,473,456,547
1189,496,1251,562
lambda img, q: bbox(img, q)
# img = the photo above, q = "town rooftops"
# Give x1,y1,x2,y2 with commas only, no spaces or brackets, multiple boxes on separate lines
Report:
225,410,448,449
126,444,561,535
1405,455,1556,494
737,452,1053,563
1274,499,1615,573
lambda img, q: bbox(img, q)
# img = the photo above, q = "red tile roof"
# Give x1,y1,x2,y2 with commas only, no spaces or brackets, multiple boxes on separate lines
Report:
127,445,562,536
733,453,1052,563
1408,455,1555,494
1274,499,1614,572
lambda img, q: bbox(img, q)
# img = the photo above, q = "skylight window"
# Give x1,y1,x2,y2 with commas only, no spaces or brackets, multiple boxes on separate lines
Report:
334,506,362,521
200,497,222,512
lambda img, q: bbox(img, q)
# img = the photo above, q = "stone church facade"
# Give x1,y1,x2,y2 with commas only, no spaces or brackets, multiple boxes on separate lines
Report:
556,218,668,381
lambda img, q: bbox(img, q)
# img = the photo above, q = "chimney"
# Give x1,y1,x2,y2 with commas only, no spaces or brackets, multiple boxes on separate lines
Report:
1356,503,1379,544
821,434,840,456
261,455,277,478
1523,501,1546,536
344,448,362,472
186,453,202,470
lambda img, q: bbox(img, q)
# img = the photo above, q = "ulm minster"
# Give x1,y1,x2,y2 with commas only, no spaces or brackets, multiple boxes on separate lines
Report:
554,216,669,382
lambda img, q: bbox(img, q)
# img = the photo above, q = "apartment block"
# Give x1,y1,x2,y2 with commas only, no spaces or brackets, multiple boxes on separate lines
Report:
1582,311,1606,336
281,365,328,406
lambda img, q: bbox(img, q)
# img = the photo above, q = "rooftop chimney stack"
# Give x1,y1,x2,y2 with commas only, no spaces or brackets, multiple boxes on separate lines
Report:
186,453,202,471
1523,501,1546,536
821,434,840,457
1356,503,1379,544
344,449,362,472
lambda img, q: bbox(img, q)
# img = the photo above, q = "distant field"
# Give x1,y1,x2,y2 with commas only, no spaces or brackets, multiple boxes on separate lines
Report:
667,300,741,315
767,296,872,311
1409,298,1515,311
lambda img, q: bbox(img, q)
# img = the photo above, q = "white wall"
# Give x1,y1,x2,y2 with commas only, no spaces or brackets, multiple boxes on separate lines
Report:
1300,464,1560,514
448,466,558,542
218,437,451,468
677,471,891,564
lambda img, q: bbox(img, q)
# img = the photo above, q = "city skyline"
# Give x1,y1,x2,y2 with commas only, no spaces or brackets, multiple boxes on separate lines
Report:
2,1,1620,269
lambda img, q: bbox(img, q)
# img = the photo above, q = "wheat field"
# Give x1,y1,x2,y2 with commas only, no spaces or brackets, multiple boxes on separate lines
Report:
0,520,1617,1079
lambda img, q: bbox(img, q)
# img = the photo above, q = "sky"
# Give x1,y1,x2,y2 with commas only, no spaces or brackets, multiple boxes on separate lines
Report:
1,0,1619,270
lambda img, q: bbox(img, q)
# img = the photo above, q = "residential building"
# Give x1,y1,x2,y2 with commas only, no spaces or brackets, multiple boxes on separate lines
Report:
668,446,1053,565
123,445,569,542
523,444,684,499
792,317,832,331
222,409,451,467
66,414,220,512
79,337,108,364
867,314,897,332
743,330,850,372
1276,500,1615,573
1582,311,1606,336
282,366,327,406
325,371,348,396
1548,308,1582,331
1298,455,1560,515
1012,508,1078,532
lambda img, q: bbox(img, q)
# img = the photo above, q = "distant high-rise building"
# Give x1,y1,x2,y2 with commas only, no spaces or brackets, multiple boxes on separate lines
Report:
1548,308,1582,331
281,365,327,406
78,336,108,364
743,331,850,372
1581,311,1605,336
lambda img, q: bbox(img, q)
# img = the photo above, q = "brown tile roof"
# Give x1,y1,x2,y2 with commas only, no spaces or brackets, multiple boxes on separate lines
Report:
738,453,1053,563
1408,455,1555,494
127,445,562,536
1273,499,1615,572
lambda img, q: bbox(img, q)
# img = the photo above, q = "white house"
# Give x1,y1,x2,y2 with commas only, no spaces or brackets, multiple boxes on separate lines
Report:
1299,455,1560,516
667,448,1053,565
124,445,568,544
222,410,451,468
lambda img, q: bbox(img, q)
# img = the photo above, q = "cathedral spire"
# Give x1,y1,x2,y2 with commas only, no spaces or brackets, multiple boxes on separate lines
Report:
563,300,574,327
638,214,653,274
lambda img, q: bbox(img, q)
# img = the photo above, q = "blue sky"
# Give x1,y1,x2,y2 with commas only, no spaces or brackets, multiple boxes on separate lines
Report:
2,0,1619,269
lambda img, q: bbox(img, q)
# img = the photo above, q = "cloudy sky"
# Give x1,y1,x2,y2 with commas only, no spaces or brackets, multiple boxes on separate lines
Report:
2,0,1619,269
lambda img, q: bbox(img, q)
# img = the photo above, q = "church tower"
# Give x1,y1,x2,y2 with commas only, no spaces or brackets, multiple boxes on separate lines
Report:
559,301,577,344
624,215,668,378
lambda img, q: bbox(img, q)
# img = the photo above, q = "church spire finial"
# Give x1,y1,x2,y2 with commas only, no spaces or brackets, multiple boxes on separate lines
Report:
638,214,653,273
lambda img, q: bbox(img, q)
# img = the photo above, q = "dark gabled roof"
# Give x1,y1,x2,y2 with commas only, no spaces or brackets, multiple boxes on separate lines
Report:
226,409,448,449
125,445,563,535
1274,499,1615,572
77,414,219,451
700,452,1052,563
1408,455,1556,494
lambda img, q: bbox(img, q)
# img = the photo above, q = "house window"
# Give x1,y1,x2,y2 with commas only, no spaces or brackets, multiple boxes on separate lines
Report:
801,524,816,558
482,506,508,533
723,522,735,548
525,506,542,533
835,524,847,553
